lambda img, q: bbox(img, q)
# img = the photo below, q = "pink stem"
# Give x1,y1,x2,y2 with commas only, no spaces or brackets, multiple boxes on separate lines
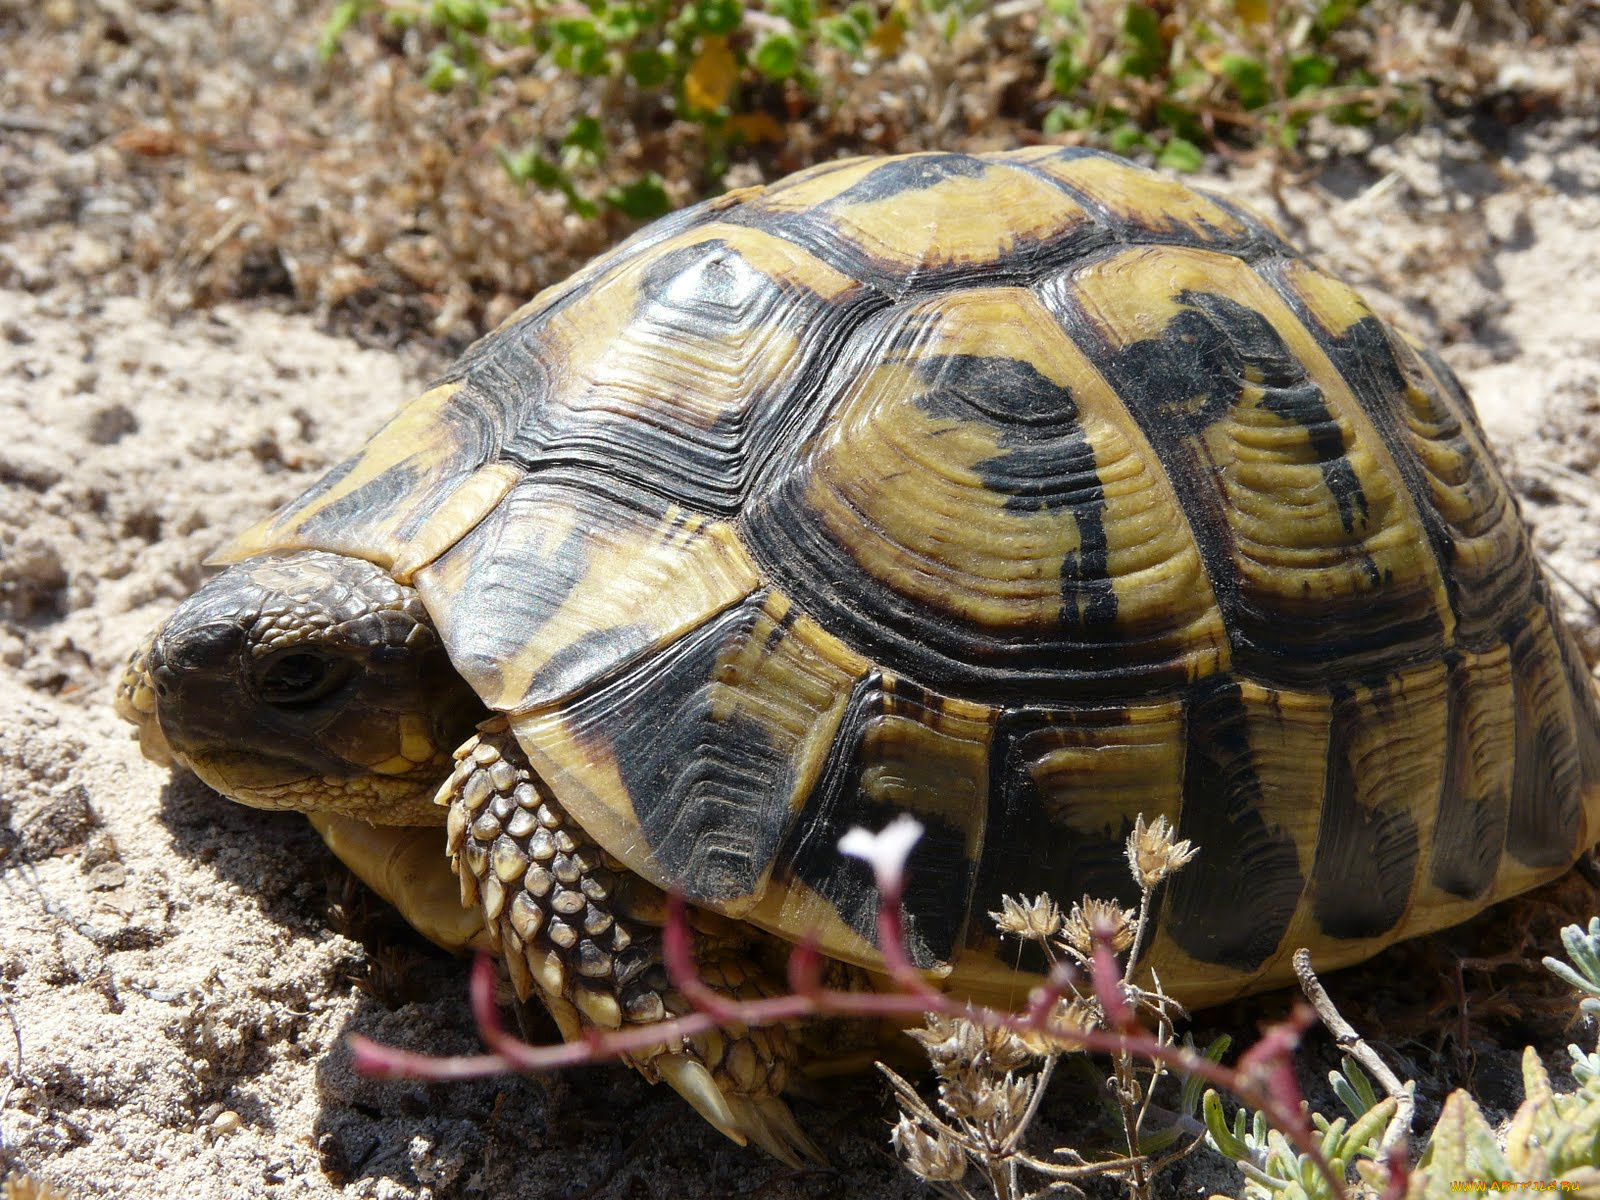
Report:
353,886,1349,1200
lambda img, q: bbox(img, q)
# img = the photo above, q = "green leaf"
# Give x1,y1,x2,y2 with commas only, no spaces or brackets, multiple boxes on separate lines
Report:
498,148,598,218
437,0,488,34
1202,1089,1252,1161
598,4,644,41
1563,918,1600,987
605,172,671,220
752,33,799,79
1221,52,1270,109
765,0,813,30
693,0,743,35
1177,1036,1232,1118
1047,40,1091,96
1331,1057,1378,1116
316,0,368,61
1119,4,1163,78
421,46,463,92
1157,135,1203,172
819,14,863,53
625,46,672,87
562,115,607,162
1288,52,1337,96
1109,123,1147,154
1342,1096,1399,1165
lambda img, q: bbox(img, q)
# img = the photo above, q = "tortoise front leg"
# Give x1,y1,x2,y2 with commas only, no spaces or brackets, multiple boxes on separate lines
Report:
441,719,821,1166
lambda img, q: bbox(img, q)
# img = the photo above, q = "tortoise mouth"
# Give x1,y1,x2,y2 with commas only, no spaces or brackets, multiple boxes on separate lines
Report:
182,748,322,806
115,629,175,766
183,746,450,824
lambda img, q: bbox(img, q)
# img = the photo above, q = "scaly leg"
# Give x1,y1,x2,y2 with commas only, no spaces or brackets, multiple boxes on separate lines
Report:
440,718,821,1166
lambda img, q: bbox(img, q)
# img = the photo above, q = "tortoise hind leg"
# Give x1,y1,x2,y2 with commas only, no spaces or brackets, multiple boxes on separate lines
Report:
441,719,822,1167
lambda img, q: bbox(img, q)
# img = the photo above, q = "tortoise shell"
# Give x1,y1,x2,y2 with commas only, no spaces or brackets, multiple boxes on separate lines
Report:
218,148,1600,1006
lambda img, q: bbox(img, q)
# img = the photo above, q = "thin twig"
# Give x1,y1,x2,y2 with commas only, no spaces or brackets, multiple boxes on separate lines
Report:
1293,948,1415,1155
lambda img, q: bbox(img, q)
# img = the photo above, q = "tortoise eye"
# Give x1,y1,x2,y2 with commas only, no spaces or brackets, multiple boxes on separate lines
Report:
257,651,352,706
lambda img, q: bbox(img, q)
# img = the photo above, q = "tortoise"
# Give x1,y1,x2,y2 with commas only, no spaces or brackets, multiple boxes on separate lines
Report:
117,147,1600,1162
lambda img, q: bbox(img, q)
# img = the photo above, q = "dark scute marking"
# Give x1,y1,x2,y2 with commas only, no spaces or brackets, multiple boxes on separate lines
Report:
296,459,436,544
1430,655,1509,899
975,711,1142,975
589,596,806,902
1189,189,1293,254
1506,618,1584,868
912,353,1115,632
821,153,989,209
277,452,358,518
1068,281,1441,680
440,495,591,696
777,673,972,968
1288,311,1467,598
1181,292,1367,534
1164,681,1303,971
531,623,656,712
1310,685,1420,938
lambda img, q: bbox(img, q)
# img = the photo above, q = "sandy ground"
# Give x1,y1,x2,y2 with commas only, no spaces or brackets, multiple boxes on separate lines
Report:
5,55,1600,1200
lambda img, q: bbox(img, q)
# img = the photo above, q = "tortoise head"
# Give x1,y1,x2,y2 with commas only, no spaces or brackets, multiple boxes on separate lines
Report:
116,550,486,825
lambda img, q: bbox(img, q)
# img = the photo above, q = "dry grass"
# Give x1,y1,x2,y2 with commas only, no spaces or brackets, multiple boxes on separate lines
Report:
2,0,1595,351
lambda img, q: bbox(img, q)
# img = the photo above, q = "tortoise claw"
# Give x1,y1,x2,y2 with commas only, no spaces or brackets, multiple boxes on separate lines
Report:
656,1054,824,1165
726,1094,825,1167
657,1052,745,1146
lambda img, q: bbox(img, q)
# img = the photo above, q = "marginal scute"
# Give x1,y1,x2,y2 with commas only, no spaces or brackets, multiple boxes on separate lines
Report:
982,702,1186,926
1309,668,1440,941
1431,646,1514,899
1505,603,1585,872
772,674,996,970
213,381,508,567
1159,680,1307,976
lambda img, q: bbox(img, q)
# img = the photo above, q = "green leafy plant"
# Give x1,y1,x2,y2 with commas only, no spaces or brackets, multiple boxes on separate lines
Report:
1202,917,1600,1200
1038,0,1415,168
1204,1059,1398,1200
317,0,1424,220
319,0,912,215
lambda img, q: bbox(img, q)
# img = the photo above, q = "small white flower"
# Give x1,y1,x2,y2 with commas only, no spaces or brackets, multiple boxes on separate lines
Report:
838,814,925,893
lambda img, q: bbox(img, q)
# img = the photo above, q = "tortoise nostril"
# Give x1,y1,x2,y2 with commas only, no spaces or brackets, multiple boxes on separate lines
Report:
161,620,244,673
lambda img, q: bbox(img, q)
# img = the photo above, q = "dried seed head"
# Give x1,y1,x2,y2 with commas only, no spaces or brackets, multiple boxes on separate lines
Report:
1126,813,1198,889
907,1012,984,1073
891,1115,967,1183
940,1072,1034,1133
907,1012,1036,1077
1018,996,1101,1055
1060,895,1136,957
990,892,1063,941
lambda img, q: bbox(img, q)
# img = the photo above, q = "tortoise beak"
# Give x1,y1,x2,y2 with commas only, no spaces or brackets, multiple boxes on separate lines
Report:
115,627,175,766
